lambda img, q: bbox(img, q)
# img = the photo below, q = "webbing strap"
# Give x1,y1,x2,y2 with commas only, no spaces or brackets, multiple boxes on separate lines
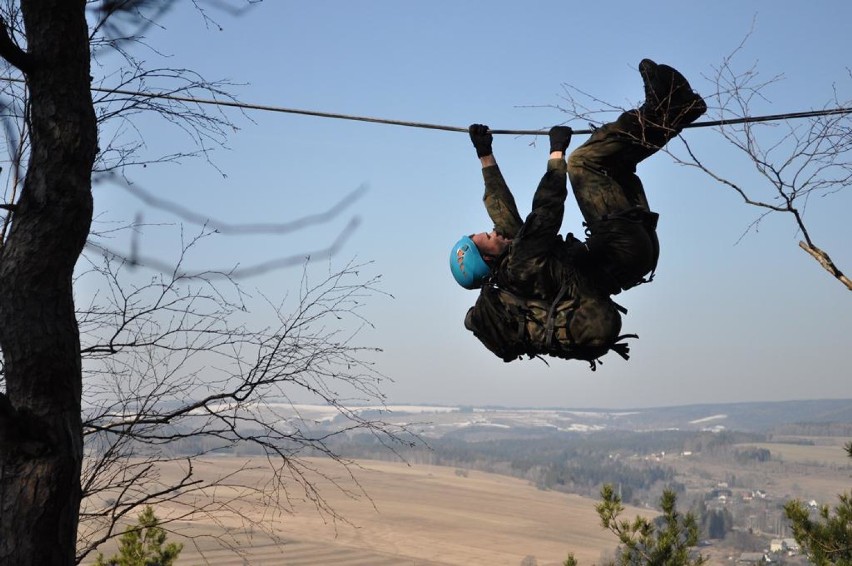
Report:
544,282,573,348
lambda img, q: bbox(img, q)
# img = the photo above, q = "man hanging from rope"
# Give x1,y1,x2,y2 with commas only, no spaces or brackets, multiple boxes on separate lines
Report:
449,59,706,368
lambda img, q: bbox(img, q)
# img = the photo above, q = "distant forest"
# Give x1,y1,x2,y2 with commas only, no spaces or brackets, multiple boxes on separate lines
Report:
324,428,769,504
114,410,850,511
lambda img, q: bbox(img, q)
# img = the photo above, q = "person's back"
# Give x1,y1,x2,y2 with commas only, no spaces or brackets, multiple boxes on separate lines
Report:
467,242,626,367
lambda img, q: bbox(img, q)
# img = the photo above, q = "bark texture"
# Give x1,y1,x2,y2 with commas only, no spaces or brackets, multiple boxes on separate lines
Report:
0,1,97,563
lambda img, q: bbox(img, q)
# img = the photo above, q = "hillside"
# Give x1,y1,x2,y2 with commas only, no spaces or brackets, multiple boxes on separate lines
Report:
372,398,852,436
88,399,852,564
226,399,852,439
116,458,650,566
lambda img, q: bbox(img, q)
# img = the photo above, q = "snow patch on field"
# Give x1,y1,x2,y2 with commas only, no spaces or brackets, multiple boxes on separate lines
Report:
689,414,727,424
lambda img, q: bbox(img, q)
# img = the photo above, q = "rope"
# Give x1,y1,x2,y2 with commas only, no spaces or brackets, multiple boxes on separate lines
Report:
4,76,852,135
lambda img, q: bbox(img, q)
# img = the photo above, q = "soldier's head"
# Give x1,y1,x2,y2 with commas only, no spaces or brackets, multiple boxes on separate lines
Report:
449,231,510,289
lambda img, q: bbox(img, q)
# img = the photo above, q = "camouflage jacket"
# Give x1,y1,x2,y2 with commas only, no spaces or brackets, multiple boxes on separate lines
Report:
465,160,629,366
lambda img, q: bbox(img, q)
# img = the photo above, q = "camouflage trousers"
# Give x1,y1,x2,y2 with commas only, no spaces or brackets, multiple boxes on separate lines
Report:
568,109,678,220
565,110,681,291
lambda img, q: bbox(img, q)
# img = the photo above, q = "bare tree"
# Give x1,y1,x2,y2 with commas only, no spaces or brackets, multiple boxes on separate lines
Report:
554,41,851,291
676,43,852,290
0,2,398,564
75,233,410,563
0,3,99,563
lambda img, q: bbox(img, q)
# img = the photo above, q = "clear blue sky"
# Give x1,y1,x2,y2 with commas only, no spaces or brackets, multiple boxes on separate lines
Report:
88,1,852,409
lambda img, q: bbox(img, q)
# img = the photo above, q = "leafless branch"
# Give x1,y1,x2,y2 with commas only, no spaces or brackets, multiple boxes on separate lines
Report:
683,38,852,290
0,14,29,72
553,32,851,291
84,215,362,280
101,174,367,237
75,235,416,562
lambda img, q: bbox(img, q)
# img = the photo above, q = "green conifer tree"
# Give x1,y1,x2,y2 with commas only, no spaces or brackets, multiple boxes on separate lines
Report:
94,506,182,566
564,486,706,566
783,442,852,566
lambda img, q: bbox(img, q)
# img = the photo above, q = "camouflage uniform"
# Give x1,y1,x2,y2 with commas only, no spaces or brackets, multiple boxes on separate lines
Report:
466,155,626,364
465,62,706,364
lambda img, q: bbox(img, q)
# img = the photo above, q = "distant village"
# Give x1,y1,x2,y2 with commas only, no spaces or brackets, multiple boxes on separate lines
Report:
639,450,829,564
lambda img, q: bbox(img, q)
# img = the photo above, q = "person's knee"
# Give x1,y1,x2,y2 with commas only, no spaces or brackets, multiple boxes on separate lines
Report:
568,141,615,176
567,149,596,180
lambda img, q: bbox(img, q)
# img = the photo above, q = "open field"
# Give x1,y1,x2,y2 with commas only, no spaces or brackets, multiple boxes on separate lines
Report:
664,439,851,503
94,457,655,566
82,424,852,565
737,439,852,467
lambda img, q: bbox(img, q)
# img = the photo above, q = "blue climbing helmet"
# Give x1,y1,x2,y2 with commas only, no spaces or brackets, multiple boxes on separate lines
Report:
449,235,491,289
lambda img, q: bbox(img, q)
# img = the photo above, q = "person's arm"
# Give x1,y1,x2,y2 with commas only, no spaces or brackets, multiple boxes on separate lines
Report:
469,124,522,238
482,163,523,239
530,126,572,216
516,127,573,243
504,127,573,285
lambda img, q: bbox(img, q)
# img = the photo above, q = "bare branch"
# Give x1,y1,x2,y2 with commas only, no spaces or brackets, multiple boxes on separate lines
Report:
84,216,362,280
689,39,852,290
555,28,851,291
799,241,852,291
0,16,31,72
101,174,367,236
74,235,416,561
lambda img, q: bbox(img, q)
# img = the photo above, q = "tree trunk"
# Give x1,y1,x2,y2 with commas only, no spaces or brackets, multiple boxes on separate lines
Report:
0,1,96,564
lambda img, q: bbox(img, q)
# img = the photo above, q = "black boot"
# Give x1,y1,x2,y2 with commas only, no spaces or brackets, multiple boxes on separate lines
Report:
638,58,706,128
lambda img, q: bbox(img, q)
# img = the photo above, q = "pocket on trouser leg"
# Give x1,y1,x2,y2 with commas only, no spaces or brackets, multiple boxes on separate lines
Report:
586,221,656,289
567,163,633,223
